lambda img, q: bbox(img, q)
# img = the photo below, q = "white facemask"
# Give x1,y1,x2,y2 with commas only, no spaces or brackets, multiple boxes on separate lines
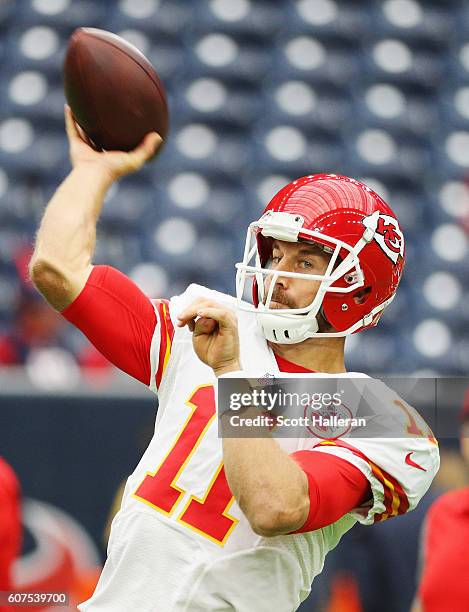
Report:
235,210,391,343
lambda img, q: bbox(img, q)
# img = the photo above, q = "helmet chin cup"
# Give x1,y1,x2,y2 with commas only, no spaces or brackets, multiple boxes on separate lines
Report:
256,311,319,344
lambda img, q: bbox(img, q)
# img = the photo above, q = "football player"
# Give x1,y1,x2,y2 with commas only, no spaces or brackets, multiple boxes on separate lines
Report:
30,107,439,611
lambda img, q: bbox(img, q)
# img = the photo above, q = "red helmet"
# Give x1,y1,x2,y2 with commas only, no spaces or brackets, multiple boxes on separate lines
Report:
235,174,405,343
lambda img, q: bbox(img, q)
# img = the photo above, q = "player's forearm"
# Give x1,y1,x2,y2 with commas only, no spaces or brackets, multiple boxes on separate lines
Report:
33,164,112,269
30,164,114,309
222,434,309,537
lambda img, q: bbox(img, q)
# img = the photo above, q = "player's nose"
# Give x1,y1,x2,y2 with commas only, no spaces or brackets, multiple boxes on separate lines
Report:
272,259,295,288
266,266,289,292
274,274,288,290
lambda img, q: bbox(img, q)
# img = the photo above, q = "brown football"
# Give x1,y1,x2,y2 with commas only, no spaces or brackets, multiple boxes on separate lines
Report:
63,27,169,151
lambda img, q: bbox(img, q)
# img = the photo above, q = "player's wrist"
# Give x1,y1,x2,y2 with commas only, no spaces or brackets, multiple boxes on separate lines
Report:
213,362,242,378
71,161,118,188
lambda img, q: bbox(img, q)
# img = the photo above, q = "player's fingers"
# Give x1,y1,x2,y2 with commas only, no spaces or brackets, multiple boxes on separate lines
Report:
177,299,218,326
145,131,163,153
65,105,97,151
195,306,237,331
127,132,162,168
64,104,81,141
193,317,218,336
75,123,96,148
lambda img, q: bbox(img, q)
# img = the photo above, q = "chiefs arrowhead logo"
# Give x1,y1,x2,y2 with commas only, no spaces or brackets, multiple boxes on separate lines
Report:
363,213,404,264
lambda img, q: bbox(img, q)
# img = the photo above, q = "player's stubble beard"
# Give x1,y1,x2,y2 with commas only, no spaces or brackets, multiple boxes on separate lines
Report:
263,284,334,334
266,287,298,309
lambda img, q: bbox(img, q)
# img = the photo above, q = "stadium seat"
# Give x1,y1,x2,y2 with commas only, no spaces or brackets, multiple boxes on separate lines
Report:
0,0,466,375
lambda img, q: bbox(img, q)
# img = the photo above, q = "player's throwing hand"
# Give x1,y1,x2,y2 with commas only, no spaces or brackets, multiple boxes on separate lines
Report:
177,299,241,377
64,105,162,181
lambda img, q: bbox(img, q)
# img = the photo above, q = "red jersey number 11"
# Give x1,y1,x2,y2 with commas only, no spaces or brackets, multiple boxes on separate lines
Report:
133,385,238,546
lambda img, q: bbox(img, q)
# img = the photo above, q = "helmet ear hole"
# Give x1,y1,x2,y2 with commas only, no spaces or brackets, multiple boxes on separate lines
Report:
252,279,260,307
353,286,372,305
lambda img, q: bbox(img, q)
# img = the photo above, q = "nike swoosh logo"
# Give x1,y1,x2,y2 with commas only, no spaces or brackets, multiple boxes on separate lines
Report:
405,452,426,472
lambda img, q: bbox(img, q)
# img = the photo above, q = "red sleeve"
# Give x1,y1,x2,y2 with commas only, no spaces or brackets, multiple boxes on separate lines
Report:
61,265,157,385
290,450,370,533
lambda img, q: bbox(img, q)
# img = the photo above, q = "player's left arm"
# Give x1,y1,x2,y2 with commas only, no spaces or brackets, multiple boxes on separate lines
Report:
178,300,370,536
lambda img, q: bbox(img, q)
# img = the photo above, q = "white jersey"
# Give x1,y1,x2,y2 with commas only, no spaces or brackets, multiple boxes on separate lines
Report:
79,285,440,612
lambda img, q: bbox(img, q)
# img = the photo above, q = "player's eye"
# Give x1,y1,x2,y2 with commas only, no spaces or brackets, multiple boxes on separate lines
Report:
271,255,282,265
299,260,313,268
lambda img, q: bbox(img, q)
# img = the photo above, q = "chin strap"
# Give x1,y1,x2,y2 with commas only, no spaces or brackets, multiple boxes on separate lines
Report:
256,311,319,344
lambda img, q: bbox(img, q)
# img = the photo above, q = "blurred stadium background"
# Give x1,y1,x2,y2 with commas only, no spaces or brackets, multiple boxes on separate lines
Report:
0,0,468,610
